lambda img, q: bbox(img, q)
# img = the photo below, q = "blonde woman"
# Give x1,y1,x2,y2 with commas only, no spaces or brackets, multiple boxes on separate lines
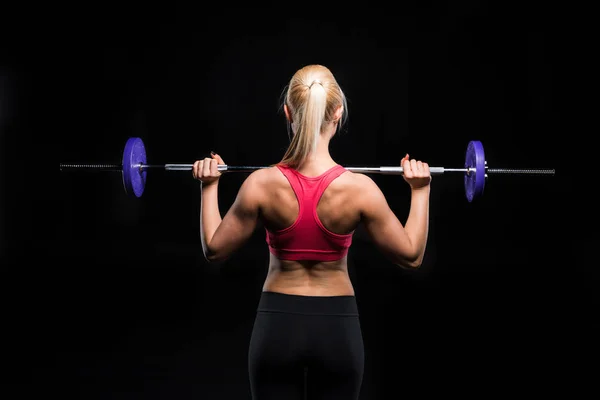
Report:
193,64,431,400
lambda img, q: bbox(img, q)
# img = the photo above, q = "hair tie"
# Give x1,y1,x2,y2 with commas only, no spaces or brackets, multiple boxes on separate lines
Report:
309,79,322,88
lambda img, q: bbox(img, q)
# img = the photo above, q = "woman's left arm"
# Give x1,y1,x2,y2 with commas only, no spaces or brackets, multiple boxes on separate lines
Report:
194,154,261,263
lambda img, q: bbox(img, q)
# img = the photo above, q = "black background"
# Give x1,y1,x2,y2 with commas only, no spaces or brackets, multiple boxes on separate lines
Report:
1,2,596,399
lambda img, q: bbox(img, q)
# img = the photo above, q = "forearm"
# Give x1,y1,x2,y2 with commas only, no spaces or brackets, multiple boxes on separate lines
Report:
200,182,222,258
403,186,430,266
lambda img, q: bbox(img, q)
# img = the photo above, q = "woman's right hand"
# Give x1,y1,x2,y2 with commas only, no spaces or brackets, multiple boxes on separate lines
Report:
401,154,431,190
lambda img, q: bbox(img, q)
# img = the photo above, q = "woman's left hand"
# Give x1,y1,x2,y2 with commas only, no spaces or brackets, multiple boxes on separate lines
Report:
192,152,225,185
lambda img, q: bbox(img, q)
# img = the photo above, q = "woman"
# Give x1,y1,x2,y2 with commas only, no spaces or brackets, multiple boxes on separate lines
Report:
192,64,431,400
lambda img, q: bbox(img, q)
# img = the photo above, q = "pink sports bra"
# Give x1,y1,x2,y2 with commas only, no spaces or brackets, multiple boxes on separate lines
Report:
265,164,354,261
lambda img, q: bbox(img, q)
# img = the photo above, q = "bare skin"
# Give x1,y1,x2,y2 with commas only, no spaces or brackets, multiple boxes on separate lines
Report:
258,166,365,297
193,107,431,297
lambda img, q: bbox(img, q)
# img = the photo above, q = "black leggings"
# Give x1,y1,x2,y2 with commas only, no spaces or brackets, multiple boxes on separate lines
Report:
248,291,364,400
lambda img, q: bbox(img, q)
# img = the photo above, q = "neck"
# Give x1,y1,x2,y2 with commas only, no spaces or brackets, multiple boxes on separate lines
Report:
298,132,336,171
314,135,334,162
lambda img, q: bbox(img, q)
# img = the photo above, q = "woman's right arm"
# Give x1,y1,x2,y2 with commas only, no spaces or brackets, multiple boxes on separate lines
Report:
358,157,431,269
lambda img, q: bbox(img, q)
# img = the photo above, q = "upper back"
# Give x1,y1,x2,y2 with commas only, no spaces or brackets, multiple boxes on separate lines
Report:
253,164,365,261
258,164,363,235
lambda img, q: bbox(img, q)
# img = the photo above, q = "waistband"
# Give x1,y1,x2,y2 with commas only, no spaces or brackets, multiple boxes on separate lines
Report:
257,291,359,316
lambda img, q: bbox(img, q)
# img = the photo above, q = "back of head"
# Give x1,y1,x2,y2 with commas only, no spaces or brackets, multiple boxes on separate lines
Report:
279,64,348,169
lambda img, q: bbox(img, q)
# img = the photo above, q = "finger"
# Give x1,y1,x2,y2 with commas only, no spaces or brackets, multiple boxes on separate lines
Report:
209,158,219,175
192,160,200,179
203,157,212,177
402,158,412,177
410,159,418,172
198,160,205,179
211,151,225,165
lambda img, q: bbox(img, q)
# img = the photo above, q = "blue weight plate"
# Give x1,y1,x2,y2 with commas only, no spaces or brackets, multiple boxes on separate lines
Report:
464,140,485,202
122,137,147,198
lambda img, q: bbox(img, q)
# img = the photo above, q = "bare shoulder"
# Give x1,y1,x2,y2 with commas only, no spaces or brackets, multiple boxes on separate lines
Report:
335,171,388,211
244,166,285,185
343,171,377,186
236,166,284,194
338,171,382,194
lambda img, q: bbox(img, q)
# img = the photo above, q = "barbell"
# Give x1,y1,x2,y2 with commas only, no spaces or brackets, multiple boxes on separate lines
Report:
59,137,555,202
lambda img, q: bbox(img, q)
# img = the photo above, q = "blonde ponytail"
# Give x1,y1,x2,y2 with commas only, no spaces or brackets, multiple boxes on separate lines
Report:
279,65,347,169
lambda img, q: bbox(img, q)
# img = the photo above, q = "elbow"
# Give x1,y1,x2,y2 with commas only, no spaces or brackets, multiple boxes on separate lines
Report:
203,246,227,265
396,240,427,270
204,251,227,265
394,251,425,270
396,258,422,270
204,252,219,264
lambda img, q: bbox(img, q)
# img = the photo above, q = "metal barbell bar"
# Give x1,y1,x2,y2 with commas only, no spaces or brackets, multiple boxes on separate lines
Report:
59,137,555,202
